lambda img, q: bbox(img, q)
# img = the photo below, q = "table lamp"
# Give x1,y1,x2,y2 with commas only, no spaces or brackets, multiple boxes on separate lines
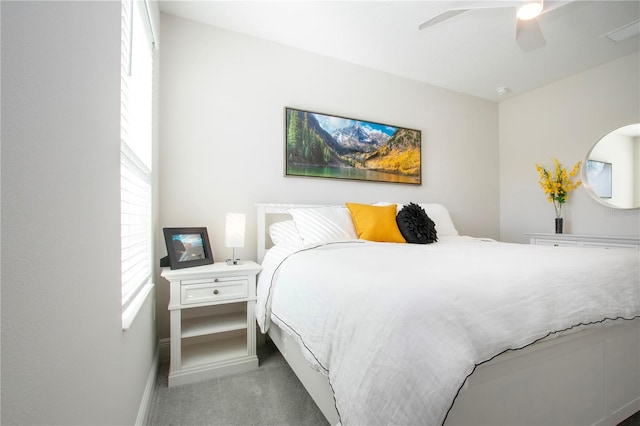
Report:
225,213,245,265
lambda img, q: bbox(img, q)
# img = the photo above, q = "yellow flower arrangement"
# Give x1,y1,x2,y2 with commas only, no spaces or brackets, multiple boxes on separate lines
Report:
536,158,582,218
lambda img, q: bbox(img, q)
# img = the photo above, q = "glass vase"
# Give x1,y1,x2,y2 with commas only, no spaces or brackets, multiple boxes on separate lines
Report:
554,201,564,234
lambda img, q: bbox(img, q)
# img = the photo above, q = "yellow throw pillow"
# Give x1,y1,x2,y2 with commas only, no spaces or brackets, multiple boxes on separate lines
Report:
345,203,406,243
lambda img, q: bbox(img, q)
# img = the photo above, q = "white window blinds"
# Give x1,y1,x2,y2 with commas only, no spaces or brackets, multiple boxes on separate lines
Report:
121,0,155,327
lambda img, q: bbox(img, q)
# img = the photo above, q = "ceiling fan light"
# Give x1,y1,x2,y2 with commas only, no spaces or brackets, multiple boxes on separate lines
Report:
517,1,543,20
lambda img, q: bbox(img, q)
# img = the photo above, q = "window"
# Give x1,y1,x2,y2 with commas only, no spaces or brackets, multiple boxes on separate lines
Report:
121,0,155,330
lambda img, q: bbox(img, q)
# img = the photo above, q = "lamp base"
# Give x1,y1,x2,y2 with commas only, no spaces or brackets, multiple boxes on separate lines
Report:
226,247,241,265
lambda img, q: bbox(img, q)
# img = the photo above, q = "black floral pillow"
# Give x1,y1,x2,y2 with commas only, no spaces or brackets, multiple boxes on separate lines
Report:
396,203,437,244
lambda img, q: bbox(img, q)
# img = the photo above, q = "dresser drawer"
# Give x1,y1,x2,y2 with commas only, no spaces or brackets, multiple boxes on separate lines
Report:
181,277,248,305
532,238,638,250
535,239,580,248
582,242,638,250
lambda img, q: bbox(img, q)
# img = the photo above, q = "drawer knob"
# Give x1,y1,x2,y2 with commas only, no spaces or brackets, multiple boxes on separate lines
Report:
213,289,219,295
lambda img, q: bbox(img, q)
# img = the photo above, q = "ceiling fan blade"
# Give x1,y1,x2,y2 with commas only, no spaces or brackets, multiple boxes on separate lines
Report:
539,0,574,16
516,18,547,52
418,9,470,31
418,2,524,31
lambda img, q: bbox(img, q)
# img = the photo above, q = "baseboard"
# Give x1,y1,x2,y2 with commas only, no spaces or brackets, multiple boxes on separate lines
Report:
597,398,640,426
135,340,167,426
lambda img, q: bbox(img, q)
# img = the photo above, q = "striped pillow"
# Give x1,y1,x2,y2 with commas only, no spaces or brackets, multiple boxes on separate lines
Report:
288,207,357,244
268,220,303,247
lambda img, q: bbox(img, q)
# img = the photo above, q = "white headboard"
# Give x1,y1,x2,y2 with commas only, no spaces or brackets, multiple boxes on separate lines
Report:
255,203,335,263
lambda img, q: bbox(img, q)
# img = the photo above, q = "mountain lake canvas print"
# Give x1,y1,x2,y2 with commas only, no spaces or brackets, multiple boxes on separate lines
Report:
285,108,421,184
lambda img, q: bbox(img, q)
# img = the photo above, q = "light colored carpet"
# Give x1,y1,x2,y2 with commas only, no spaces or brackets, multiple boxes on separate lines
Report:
146,340,329,425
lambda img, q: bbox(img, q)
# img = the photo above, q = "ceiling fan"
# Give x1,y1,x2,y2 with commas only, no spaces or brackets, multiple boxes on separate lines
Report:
418,1,574,52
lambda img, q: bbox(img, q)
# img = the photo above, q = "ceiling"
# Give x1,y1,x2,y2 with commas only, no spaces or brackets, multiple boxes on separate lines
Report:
158,1,640,102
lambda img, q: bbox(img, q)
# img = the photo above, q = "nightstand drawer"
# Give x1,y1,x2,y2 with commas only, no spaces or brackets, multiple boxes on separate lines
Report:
181,278,248,305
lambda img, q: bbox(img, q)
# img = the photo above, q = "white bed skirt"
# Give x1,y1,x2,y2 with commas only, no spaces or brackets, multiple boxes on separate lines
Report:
267,318,640,426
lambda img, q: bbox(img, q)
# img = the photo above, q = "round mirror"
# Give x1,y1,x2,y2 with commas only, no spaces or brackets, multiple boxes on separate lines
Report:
583,123,640,209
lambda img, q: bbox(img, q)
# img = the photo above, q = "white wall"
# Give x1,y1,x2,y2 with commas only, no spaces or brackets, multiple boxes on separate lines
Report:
499,53,640,243
1,2,157,424
158,14,499,338
635,136,640,205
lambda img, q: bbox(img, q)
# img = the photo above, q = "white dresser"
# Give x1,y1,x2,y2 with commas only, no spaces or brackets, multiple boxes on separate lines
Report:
525,233,640,250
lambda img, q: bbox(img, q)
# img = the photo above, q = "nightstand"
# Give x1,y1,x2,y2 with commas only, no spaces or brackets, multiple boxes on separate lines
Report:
161,260,262,387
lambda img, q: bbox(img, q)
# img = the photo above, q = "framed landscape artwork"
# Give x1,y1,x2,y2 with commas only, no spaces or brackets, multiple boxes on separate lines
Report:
284,107,421,185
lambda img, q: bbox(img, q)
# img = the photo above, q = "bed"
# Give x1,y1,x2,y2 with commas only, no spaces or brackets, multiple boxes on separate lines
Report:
255,203,640,426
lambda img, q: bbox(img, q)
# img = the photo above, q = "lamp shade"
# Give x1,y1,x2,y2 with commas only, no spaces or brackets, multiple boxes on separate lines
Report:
225,213,246,248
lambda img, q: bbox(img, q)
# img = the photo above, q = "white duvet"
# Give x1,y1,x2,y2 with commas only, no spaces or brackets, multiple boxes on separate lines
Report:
256,237,640,425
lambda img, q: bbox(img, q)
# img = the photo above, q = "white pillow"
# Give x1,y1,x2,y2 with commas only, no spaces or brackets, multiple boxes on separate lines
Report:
374,202,459,237
419,203,459,237
268,220,303,247
288,206,357,244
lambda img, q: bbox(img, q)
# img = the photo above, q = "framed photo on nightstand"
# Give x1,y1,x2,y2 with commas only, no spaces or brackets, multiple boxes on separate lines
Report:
162,227,214,269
